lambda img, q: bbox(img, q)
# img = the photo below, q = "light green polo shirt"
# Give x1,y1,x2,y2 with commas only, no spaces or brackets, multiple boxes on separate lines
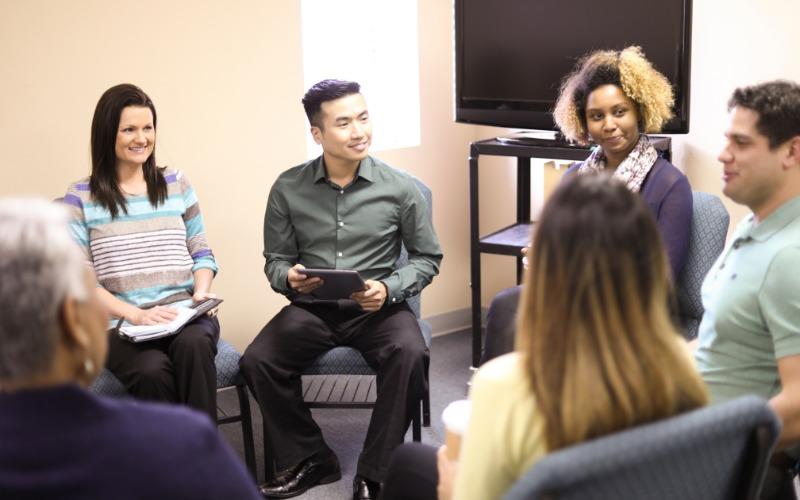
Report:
695,195,800,404
263,155,442,305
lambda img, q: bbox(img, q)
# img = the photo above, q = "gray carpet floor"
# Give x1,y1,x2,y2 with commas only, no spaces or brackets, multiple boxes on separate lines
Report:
217,329,800,499
217,328,473,500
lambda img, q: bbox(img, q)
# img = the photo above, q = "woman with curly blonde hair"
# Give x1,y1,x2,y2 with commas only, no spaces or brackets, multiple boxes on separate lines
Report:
482,47,693,364
553,46,692,280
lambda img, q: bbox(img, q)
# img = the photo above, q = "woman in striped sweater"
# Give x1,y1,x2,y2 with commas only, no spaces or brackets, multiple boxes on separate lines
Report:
64,84,220,422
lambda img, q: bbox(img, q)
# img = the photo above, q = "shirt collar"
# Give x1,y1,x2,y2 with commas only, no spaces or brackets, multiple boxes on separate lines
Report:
738,195,800,242
357,156,375,182
311,156,327,183
311,155,375,184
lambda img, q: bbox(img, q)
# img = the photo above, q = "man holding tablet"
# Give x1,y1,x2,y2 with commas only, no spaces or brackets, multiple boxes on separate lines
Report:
241,79,442,500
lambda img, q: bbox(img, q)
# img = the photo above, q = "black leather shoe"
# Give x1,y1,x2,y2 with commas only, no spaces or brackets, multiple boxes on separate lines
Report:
352,475,381,500
259,451,341,499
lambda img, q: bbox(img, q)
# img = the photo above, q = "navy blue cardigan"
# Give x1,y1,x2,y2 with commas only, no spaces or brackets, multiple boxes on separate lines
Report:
564,157,693,280
0,384,261,500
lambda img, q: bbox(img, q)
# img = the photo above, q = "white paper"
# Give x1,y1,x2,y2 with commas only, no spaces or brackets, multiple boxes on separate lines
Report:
118,306,196,338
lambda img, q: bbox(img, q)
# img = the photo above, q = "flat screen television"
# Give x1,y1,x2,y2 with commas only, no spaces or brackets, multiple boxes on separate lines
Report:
454,0,693,135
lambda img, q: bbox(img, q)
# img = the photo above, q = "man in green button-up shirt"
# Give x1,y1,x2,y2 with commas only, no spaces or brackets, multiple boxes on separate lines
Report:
262,152,441,306
240,79,442,500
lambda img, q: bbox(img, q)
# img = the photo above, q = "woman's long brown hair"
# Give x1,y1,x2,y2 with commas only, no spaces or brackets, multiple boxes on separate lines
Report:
89,84,167,218
517,174,708,452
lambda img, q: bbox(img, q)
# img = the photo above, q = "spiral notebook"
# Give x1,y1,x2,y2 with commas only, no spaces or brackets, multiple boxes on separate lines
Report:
115,298,223,343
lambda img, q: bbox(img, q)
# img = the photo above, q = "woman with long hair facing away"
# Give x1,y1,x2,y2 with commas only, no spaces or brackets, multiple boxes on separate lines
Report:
483,45,693,363
383,174,708,500
63,84,221,421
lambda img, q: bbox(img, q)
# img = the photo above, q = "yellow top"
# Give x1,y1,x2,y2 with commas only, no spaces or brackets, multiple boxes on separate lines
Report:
453,352,547,500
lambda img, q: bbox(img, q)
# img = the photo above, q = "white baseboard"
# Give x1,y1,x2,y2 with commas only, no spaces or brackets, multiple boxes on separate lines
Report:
424,307,487,337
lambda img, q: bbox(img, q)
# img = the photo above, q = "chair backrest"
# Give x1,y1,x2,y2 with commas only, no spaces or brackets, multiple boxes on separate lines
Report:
397,176,433,320
502,395,780,500
90,339,244,396
676,191,729,340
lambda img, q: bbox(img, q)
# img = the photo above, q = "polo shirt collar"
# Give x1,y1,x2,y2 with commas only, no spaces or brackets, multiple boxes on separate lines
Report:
741,195,800,242
311,155,375,184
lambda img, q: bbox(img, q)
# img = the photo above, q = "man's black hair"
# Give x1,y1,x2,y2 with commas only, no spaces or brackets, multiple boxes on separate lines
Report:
301,79,361,129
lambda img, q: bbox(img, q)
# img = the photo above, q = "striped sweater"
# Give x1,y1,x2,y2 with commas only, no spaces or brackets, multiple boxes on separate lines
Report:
64,169,218,313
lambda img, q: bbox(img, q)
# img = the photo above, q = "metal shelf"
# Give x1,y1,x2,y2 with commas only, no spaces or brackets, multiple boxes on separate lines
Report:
479,222,534,255
468,135,672,367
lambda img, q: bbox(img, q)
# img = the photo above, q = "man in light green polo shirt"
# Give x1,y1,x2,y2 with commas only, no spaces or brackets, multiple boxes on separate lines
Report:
694,80,800,499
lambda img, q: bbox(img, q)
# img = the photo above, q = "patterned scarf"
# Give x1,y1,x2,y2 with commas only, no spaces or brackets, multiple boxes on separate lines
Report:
578,135,658,193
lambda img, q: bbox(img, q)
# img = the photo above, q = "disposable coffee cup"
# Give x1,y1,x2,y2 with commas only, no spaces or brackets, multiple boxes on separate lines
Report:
441,399,471,460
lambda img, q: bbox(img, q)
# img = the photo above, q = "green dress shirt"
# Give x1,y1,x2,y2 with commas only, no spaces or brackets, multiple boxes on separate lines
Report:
263,155,442,305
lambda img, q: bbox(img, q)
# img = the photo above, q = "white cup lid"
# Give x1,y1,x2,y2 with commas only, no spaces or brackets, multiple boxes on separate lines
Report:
441,399,471,435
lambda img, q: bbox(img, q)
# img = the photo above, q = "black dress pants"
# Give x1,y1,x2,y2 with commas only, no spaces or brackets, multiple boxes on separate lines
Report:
482,285,522,364
106,315,220,422
240,300,428,482
382,442,438,500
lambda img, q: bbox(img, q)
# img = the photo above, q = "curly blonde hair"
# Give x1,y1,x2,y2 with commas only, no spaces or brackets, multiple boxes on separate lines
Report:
552,46,674,145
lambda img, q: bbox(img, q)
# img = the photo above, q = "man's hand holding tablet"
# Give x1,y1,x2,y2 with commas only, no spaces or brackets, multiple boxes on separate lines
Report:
351,279,388,312
287,264,323,295
290,265,385,309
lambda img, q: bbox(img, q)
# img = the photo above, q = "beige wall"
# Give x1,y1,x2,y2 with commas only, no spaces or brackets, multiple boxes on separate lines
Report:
1,0,798,350
0,0,480,351
673,0,800,235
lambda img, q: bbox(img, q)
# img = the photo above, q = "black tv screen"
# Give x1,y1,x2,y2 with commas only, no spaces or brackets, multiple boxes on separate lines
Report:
455,0,692,134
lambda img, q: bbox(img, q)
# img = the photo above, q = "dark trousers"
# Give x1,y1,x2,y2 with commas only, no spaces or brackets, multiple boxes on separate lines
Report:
761,464,798,500
382,442,438,500
482,285,521,364
240,301,428,482
106,315,220,422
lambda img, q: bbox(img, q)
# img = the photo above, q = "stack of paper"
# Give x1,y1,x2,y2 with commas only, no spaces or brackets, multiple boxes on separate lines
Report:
117,306,197,342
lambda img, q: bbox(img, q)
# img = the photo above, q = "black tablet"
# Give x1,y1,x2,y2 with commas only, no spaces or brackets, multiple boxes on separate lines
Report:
301,269,366,300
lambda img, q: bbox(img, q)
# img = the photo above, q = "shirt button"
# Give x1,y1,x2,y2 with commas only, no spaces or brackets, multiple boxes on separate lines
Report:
392,297,397,303
340,190,344,195
337,252,343,257
339,221,344,227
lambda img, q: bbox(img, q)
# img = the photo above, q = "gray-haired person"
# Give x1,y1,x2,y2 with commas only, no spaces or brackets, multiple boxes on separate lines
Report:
0,198,260,500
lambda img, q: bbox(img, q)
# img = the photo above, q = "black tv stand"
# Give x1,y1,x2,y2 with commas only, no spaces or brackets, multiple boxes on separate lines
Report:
468,135,672,368
496,131,579,148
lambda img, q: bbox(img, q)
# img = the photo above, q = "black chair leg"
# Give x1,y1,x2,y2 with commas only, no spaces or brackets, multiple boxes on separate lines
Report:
236,384,257,478
423,388,431,427
262,418,276,482
422,360,431,427
412,402,422,442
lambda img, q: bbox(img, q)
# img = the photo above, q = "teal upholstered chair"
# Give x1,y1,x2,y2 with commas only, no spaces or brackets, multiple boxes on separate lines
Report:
675,192,730,340
503,396,779,500
89,339,256,476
